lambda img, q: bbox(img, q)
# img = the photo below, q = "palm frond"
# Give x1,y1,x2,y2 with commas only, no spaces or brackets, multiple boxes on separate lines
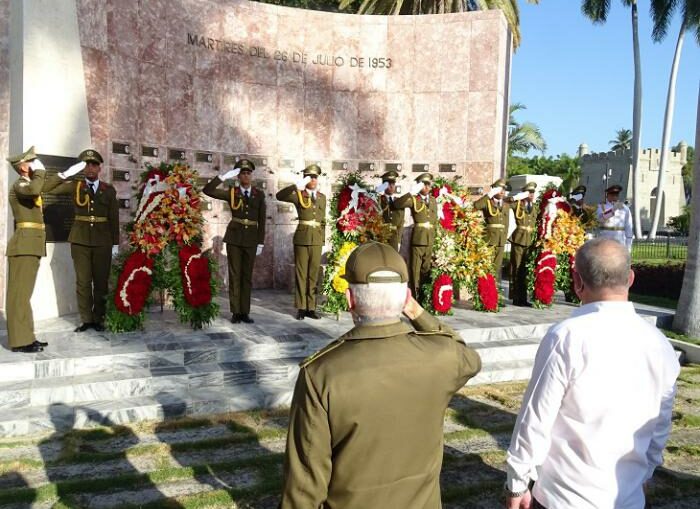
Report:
582,0,612,23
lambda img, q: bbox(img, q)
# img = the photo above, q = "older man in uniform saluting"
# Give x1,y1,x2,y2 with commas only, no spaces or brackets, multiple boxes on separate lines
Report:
394,173,438,301
45,149,120,332
596,184,633,252
374,170,405,252
280,241,481,508
203,159,265,324
5,147,51,353
509,182,538,306
474,178,511,282
276,164,326,320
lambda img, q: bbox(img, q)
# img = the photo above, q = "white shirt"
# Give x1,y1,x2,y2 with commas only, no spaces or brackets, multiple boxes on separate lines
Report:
596,201,633,251
85,178,100,193
506,301,680,509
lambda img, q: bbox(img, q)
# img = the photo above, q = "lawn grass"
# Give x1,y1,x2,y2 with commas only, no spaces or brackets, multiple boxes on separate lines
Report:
663,328,700,346
629,293,678,309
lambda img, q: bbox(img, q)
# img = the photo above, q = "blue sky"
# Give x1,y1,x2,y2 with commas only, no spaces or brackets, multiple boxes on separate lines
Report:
511,1,700,157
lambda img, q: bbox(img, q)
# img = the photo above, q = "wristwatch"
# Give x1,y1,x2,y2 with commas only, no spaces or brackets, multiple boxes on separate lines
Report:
503,483,529,498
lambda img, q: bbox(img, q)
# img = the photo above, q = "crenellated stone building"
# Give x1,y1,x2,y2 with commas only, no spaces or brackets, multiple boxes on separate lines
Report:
578,142,688,232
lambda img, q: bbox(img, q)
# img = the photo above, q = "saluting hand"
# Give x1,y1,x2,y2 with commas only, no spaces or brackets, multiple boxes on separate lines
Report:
296,175,312,191
488,186,503,199
220,168,240,181
375,181,390,194
59,161,86,180
256,244,264,256
29,159,45,171
410,181,424,195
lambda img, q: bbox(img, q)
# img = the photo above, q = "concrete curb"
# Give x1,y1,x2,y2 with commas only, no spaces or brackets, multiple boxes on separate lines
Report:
669,339,700,364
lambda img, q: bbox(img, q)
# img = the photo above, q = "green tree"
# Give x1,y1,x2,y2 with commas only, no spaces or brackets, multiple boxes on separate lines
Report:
508,103,547,156
506,153,581,190
648,0,700,237
667,205,691,235
583,0,644,239
609,128,633,151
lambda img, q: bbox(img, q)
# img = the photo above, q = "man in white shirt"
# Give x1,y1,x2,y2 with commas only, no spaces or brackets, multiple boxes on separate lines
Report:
596,184,634,252
505,238,680,509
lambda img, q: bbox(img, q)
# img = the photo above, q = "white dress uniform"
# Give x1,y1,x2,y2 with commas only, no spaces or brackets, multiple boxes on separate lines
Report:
596,200,633,251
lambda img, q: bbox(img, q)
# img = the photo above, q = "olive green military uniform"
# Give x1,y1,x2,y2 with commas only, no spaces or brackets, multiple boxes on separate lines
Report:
378,171,405,251
44,150,119,326
281,242,481,509
473,180,511,280
508,186,538,306
6,154,48,348
203,161,266,317
394,174,438,300
275,166,326,312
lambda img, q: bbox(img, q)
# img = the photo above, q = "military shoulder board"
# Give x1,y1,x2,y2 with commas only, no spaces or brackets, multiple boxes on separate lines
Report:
299,339,346,368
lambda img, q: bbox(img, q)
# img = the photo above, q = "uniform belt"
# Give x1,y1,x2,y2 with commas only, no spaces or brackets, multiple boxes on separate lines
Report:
16,222,45,230
75,215,108,223
600,226,624,231
487,224,505,229
387,225,397,231
517,226,534,232
415,222,433,229
232,217,258,227
299,220,321,227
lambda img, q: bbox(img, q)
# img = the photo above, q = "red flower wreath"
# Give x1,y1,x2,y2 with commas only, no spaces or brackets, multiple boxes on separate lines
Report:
432,274,454,313
337,187,353,215
476,274,499,311
534,250,557,305
179,245,212,308
114,252,154,315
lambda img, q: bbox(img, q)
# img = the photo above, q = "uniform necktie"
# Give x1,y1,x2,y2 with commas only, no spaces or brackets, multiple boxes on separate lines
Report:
527,202,532,214
244,190,249,200
311,192,316,203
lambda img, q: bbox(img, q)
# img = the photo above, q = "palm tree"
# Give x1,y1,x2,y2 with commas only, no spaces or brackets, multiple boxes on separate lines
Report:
340,0,539,49
609,128,633,151
582,0,644,239
508,103,547,155
672,85,700,338
648,0,700,238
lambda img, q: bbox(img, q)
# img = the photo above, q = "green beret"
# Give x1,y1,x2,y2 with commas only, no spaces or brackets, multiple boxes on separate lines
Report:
6,146,37,169
381,170,399,182
492,178,507,188
606,184,623,194
342,242,409,284
415,172,432,184
572,185,587,195
78,149,104,164
235,159,255,172
303,164,322,177
522,182,537,193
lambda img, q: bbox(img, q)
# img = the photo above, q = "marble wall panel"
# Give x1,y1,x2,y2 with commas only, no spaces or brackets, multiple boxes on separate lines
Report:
358,18,388,93
138,61,167,145
330,91,358,159
220,80,250,154
276,15,305,89
386,18,414,93
303,87,332,158
438,92,469,161
276,87,305,158
165,0,197,73
302,11,335,89
440,20,471,93
77,0,108,51
384,92,414,161
248,84,278,155
193,75,222,149
107,0,139,58
411,93,441,160
108,53,139,141
357,92,386,160
164,70,195,148
466,91,497,164
464,161,496,188
469,18,499,92
138,0,168,64
331,17,360,92
82,48,110,145
411,18,443,93
273,225,297,290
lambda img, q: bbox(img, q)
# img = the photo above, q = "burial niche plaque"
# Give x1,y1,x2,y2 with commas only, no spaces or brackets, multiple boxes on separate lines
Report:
37,154,79,242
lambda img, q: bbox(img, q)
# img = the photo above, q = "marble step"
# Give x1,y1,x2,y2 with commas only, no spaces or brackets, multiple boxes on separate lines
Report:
0,357,305,411
466,338,540,364
469,359,534,385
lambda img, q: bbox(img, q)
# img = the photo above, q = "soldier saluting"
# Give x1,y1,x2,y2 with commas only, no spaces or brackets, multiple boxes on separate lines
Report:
473,178,511,282
374,170,405,252
5,146,50,353
276,164,326,320
45,149,120,332
203,159,266,324
508,182,538,307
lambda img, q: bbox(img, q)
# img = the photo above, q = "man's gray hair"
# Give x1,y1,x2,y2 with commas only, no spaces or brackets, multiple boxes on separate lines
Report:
575,238,631,290
349,273,406,324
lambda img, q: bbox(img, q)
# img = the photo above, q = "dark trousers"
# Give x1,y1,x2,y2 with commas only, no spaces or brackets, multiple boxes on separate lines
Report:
294,245,322,311
71,243,112,324
409,245,432,301
6,255,40,348
510,243,531,304
227,244,256,315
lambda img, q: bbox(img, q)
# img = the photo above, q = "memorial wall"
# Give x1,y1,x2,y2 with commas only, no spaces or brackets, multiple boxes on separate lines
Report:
1,0,511,319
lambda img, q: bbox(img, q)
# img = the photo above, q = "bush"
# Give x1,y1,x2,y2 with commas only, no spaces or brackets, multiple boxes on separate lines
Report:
668,206,691,236
630,262,685,300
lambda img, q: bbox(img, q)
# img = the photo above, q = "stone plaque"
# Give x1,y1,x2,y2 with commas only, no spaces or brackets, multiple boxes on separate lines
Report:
277,203,294,213
223,154,237,166
359,162,376,172
118,198,131,209
195,152,214,163
385,163,403,172
168,148,187,161
112,169,131,182
112,142,131,155
278,159,295,169
200,200,213,211
253,179,267,190
412,163,430,173
439,163,457,173
37,154,78,242
332,161,350,171
467,186,484,195
142,146,159,158
248,156,269,168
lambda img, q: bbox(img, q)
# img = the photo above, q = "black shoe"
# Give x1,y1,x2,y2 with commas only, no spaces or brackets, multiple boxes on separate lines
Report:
12,343,43,353
34,340,48,347
231,314,241,324
306,310,321,320
296,310,305,320
239,314,254,324
93,323,105,332
74,323,92,332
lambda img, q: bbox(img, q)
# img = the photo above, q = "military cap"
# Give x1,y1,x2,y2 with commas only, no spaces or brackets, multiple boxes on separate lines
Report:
342,241,409,284
78,149,104,164
415,173,433,184
572,184,587,195
522,182,537,193
6,146,37,169
491,178,507,188
235,158,255,172
381,170,399,182
303,164,322,177
606,184,623,194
